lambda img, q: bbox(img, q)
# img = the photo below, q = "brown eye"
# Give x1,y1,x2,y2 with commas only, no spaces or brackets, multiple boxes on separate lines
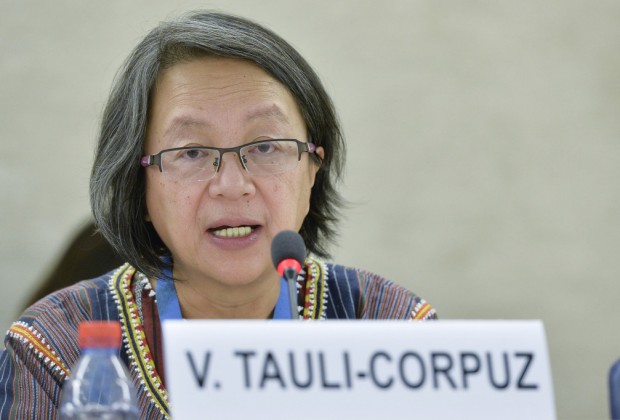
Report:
183,148,207,159
248,141,277,154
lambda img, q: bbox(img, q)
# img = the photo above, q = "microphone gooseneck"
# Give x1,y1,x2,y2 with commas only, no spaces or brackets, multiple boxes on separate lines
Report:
271,230,306,320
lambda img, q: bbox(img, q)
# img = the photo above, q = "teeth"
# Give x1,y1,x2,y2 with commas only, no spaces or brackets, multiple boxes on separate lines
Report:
213,226,253,238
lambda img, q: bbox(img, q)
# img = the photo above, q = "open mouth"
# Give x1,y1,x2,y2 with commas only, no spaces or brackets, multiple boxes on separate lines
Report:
209,225,258,238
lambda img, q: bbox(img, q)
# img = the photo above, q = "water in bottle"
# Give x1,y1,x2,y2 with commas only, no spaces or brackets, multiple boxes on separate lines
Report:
59,321,139,419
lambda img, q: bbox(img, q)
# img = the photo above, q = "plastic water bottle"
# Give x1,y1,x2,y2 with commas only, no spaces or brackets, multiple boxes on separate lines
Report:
59,321,139,419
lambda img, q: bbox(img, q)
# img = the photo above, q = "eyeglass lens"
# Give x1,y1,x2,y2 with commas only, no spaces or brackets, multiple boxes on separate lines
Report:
160,140,302,182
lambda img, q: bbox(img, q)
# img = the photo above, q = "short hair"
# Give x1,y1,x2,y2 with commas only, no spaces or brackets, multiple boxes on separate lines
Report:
90,10,345,278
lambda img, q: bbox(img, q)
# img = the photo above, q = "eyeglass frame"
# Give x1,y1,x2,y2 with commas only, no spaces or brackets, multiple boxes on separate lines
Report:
140,139,320,180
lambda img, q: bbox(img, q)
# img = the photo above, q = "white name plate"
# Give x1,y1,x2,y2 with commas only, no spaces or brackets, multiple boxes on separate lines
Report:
162,320,555,420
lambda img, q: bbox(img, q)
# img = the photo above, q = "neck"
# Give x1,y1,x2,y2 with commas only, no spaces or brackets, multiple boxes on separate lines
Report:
170,272,281,320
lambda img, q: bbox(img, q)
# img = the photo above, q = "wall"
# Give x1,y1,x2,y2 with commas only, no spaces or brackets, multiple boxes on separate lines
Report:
1,1,619,418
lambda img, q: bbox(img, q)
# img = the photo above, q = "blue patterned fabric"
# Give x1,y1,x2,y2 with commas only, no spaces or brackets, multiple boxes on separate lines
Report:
0,261,436,419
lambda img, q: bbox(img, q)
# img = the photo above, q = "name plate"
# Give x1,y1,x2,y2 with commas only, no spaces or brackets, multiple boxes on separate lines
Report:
162,320,555,419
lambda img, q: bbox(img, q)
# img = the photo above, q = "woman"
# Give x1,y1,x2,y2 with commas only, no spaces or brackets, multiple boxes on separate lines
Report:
0,11,436,419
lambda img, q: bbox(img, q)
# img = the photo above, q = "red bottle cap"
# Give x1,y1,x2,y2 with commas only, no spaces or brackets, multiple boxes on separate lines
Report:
79,321,122,348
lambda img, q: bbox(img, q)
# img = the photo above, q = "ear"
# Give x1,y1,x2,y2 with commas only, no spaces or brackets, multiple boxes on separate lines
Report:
309,146,324,187
315,146,325,161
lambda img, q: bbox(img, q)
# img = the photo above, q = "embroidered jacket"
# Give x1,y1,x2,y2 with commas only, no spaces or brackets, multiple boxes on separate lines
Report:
0,259,436,419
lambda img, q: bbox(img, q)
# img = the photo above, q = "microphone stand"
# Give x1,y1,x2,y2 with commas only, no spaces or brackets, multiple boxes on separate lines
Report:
282,267,299,320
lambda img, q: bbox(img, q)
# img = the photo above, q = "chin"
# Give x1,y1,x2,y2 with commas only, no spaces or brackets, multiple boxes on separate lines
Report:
207,261,274,288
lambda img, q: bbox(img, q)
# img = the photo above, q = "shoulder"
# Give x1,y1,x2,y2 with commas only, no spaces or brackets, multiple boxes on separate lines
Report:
323,261,437,320
4,266,126,381
20,269,119,326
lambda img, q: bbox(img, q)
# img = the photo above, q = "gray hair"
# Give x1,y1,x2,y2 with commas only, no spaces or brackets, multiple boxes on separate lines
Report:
90,10,345,278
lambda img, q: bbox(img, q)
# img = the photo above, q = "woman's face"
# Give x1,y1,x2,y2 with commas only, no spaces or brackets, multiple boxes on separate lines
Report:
144,57,321,289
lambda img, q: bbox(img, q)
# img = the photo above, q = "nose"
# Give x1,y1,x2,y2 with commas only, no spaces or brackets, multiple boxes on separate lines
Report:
208,152,256,199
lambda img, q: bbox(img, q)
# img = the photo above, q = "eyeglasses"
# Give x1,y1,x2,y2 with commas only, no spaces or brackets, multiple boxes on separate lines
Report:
140,139,319,182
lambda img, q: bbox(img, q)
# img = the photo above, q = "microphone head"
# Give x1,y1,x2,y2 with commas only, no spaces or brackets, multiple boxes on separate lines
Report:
271,230,306,270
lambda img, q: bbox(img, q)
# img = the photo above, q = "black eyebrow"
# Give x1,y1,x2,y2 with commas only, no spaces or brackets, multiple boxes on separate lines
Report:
244,104,291,125
163,116,210,139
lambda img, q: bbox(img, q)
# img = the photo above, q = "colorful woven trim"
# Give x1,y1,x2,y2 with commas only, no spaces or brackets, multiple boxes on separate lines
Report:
109,264,170,419
7,321,69,381
301,258,328,320
411,300,435,320
104,258,327,418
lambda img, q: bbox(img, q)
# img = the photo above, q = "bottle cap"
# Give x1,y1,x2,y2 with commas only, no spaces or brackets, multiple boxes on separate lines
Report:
79,321,122,348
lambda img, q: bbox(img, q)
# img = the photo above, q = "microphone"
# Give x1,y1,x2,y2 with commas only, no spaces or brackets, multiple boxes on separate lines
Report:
271,230,306,319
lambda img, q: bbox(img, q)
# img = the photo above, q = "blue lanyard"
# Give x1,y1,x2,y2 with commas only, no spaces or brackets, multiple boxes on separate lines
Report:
155,268,296,321
155,265,182,321
273,277,295,320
